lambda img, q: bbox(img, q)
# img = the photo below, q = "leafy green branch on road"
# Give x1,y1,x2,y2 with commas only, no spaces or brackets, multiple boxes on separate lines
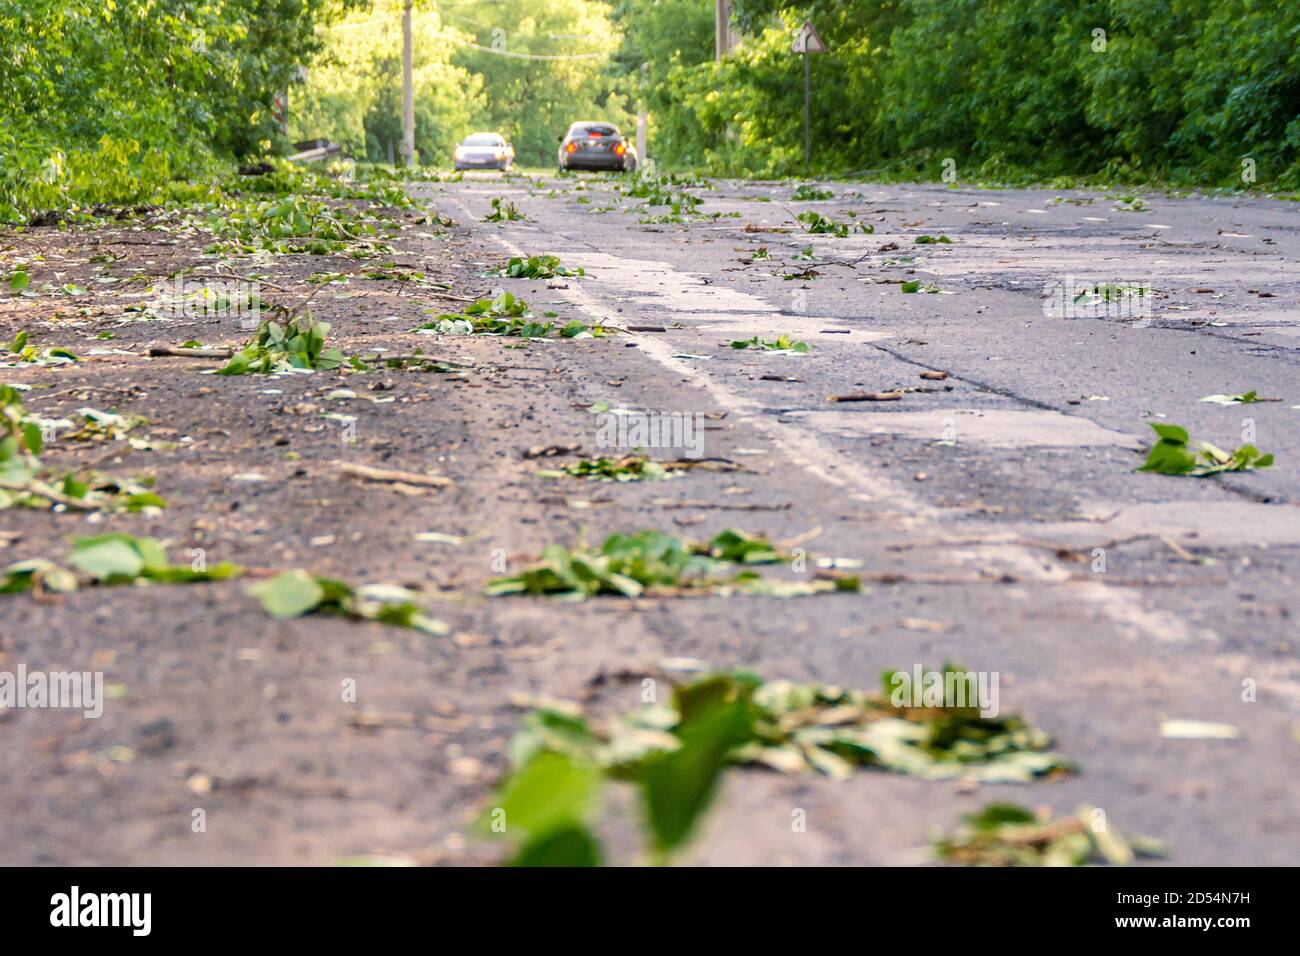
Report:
537,454,677,482
796,211,872,237
1138,423,1273,477
2,533,240,595
250,571,447,635
935,803,1165,867
204,194,391,257
487,255,585,279
730,335,810,353
535,454,742,483
412,291,604,339
482,198,526,222
0,386,166,512
218,315,350,375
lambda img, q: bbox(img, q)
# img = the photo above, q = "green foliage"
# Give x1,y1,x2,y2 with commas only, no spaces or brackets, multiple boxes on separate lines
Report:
0,0,365,223
441,0,633,166
617,0,1300,187
292,0,486,167
1137,422,1273,477
487,674,758,865
900,280,941,294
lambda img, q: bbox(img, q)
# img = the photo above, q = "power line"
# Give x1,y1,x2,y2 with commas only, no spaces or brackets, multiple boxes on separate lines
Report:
326,10,606,61
449,37,606,61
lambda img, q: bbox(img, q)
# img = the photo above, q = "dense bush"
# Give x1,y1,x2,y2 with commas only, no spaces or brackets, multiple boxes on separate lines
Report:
623,0,1300,187
0,0,361,223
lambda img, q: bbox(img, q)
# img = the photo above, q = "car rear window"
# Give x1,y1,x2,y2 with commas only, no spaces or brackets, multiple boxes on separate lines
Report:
571,124,619,137
463,134,502,146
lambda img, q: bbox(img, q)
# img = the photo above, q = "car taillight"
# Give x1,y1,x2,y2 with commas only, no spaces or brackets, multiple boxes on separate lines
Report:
589,131,603,138
614,142,626,156
565,142,577,153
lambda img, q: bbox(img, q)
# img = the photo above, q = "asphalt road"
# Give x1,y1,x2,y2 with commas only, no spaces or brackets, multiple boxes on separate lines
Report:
2,172,1296,867
432,172,1300,864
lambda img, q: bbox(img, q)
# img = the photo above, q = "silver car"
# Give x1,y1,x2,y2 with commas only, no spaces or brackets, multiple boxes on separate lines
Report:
453,132,514,171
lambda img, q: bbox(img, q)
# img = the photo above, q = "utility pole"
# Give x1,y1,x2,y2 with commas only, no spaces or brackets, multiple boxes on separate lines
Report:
715,0,730,61
402,0,415,167
636,62,648,173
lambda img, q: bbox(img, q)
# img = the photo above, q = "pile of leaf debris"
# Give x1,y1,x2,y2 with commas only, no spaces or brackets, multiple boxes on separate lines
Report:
486,668,1074,866
485,528,861,598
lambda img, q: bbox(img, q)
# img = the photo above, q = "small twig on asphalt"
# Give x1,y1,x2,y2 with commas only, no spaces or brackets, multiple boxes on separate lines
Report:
828,391,903,402
650,499,790,512
0,479,98,510
335,461,453,488
424,289,481,303
147,346,234,358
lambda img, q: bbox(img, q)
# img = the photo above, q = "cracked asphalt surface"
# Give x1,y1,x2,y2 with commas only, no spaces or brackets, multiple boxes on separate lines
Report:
2,172,1297,865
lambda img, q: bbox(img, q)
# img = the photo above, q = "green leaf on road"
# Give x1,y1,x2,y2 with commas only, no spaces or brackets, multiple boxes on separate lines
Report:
249,570,325,617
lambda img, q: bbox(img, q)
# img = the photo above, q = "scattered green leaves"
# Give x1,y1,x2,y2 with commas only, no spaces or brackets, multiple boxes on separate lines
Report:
2,330,79,368
791,184,834,201
205,194,389,256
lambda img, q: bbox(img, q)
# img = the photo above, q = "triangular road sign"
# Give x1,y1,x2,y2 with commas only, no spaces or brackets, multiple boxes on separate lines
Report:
792,20,827,54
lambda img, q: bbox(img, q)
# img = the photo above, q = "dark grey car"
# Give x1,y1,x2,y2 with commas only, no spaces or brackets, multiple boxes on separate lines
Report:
557,122,637,173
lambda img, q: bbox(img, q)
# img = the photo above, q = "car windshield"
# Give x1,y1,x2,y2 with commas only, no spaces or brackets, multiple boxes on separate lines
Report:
571,124,619,137
463,134,502,146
